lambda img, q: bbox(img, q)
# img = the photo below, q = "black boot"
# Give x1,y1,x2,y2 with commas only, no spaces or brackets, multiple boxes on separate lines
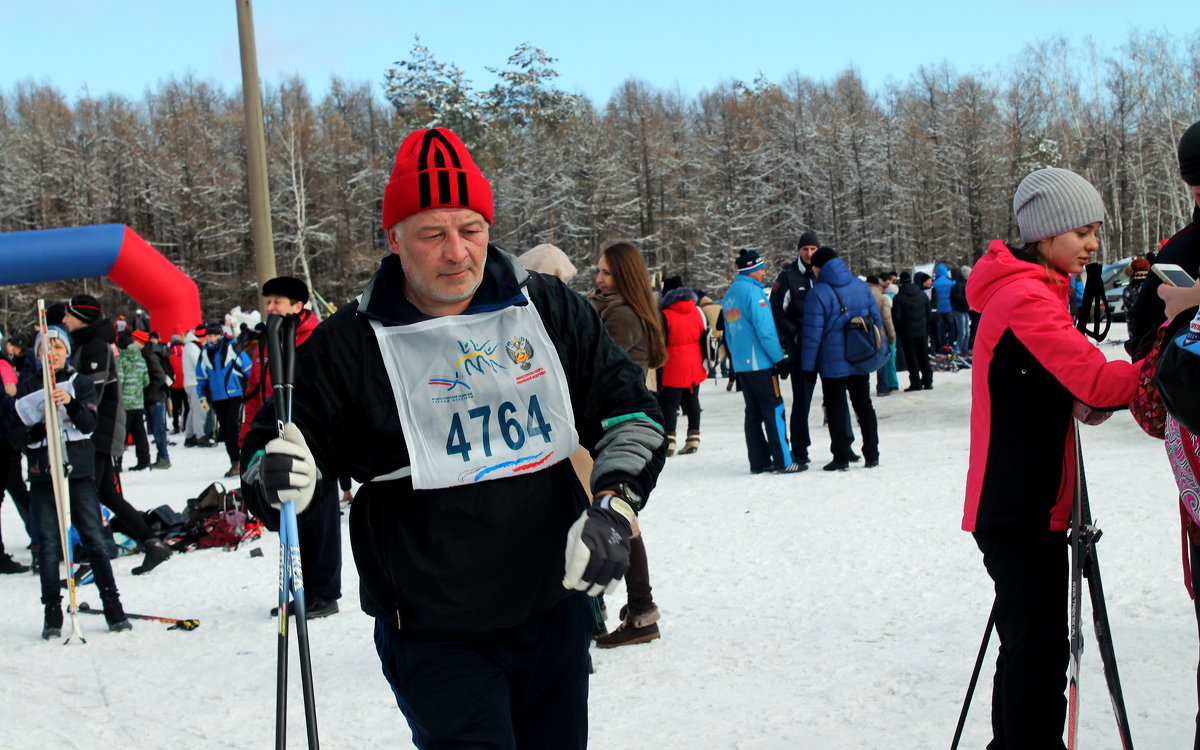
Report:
101,596,132,632
42,604,63,640
132,538,172,575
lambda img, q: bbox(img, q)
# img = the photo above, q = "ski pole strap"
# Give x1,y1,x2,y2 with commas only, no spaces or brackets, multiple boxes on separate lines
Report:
1075,262,1110,342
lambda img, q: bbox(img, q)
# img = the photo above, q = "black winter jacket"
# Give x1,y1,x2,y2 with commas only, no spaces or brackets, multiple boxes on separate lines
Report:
242,246,666,635
892,283,933,340
15,365,99,481
69,318,125,456
770,259,815,355
1126,205,1200,358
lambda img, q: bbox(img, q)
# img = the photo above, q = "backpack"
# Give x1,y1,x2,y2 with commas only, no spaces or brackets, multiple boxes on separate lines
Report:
832,287,889,374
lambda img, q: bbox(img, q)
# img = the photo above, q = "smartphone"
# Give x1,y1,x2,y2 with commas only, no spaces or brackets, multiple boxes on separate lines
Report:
1152,263,1195,287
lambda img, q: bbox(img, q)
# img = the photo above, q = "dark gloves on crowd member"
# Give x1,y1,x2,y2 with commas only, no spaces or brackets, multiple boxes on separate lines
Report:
562,493,635,596
774,359,790,380
249,422,317,514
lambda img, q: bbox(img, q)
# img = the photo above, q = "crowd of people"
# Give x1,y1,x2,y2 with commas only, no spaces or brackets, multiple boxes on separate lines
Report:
4,118,1200,750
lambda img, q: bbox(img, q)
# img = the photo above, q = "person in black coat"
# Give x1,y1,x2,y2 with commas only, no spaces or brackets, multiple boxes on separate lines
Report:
1126,119,1200,359
61,295,171,575
891,272,934,390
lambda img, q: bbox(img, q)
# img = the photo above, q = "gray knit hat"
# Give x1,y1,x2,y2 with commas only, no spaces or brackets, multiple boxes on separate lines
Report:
1012,167,1105,243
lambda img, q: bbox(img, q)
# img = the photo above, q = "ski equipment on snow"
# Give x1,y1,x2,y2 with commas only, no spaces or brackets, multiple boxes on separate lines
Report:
78,601,199,630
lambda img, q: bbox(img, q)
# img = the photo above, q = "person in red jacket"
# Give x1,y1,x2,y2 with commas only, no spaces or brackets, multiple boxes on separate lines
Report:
963,167,1138,749
240,276,340,618
658,281,709,455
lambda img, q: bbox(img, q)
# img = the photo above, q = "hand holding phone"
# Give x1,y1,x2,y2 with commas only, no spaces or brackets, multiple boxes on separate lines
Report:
1152,263,1195,287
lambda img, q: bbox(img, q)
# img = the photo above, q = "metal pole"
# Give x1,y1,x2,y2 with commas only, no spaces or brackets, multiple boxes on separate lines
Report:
235,0,276,297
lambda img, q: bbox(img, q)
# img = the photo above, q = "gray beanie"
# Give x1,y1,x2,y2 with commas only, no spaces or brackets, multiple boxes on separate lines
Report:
1012,167,1105,243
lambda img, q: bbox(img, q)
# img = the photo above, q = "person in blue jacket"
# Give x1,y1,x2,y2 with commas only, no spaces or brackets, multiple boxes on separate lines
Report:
931,262,957,352
195,322,252,477
722,249,804,474
800,247,884,471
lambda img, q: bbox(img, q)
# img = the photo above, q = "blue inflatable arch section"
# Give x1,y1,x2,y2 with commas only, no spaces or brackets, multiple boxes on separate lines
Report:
0,224,202,338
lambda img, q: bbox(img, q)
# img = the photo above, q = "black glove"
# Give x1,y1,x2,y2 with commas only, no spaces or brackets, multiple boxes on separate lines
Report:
562,499,633,596
774,360,790,380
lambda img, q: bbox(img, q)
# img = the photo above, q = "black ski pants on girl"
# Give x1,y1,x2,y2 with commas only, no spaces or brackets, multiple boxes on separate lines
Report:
375,593,591,750
974,528,1068,750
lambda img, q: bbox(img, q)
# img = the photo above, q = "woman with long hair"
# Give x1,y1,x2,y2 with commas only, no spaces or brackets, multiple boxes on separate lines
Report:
963,168,1137,748
587,242,667,648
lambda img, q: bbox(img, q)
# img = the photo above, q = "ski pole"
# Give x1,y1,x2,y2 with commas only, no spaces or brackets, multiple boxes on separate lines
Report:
1068,426,1084,750
950,601,995,750
266,314,290,749
1076,436,1135,749
77,601,200,630
38,300,85,644
266,313,319,750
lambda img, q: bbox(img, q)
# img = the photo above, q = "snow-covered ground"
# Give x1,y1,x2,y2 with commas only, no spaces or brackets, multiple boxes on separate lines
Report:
0,341,1194,749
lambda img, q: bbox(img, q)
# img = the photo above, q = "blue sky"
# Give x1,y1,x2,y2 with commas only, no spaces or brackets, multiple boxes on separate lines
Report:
1,1,1193,105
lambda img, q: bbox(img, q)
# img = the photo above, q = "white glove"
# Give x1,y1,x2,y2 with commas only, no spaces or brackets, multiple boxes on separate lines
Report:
259,422,317,514
562,495,633,596
199,396,210,412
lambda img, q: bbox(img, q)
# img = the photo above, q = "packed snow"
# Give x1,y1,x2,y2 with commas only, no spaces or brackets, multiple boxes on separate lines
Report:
0,339,1193,749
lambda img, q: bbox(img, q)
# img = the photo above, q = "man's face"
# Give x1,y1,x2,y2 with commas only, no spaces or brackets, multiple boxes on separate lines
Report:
798,245,818,266
1190,184,1200,209
62,312,85,332
3,341,18,357
205,333,221,346
749,268,768,283
265,294,304,316
387,208,489,316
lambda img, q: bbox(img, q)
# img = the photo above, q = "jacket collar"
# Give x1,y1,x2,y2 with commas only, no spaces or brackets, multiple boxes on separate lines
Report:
359,244,530,325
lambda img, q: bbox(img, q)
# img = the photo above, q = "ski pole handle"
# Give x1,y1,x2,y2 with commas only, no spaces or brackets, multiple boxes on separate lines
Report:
265,314,287,438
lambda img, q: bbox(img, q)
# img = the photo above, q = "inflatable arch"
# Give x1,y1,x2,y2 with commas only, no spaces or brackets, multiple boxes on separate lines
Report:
0,224,202,339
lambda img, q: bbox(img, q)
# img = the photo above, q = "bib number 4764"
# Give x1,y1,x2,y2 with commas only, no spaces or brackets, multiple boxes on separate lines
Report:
446,395,553,462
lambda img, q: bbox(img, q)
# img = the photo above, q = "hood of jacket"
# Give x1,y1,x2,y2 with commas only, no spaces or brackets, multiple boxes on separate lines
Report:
814,257,855,289
934,263,950,280
966,239,1066,312
660,285,696,309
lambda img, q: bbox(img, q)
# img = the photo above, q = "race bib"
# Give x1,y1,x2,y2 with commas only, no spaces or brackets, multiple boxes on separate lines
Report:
370,298,579,489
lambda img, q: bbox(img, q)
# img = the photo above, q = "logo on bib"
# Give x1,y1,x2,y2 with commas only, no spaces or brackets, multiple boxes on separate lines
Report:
505,337,535,370
455,339,507,376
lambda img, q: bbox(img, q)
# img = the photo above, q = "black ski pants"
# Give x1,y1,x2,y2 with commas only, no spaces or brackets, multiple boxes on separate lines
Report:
375,593,591,750
126,407,150,468
212,397,242,464
96,450,155,543
298,483,342,602
0,439,32,548
821,374,878,463
900,336,932,388
738,369,792,471
657,385,701,435
974,528,1068,750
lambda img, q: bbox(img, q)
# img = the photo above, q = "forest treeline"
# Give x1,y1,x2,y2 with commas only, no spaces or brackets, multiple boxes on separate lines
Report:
1,31,1198,331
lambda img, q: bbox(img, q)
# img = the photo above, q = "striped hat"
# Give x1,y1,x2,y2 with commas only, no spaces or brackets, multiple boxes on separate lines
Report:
66,294,102,324
381,128,494,230
735,249,764,274
1013,168,1105,243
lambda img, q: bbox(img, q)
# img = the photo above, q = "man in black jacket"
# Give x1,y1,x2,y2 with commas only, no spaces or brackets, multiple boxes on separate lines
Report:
1127,119,1200,358
891,273,935,390
61,296,172,574
771,231,822,462
242,127,666,750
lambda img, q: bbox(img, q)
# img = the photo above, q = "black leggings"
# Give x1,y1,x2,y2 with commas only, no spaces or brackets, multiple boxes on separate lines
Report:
657,386,701,434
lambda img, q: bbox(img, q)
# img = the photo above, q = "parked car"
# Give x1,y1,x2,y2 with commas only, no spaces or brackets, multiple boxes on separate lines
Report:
1101,258,1134,320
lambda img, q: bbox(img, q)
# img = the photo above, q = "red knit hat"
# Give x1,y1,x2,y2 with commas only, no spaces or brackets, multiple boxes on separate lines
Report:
132,329,150,343
381,128,493,229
